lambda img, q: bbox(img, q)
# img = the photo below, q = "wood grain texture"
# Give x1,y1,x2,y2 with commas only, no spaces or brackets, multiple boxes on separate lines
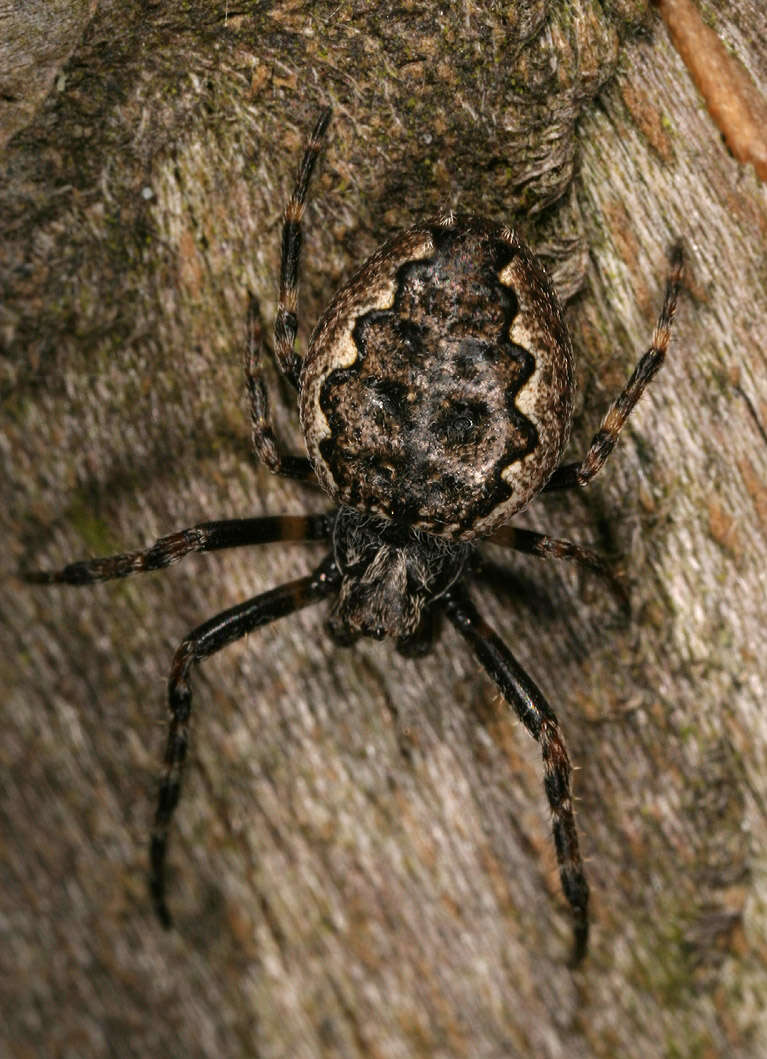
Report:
2,1,765,1056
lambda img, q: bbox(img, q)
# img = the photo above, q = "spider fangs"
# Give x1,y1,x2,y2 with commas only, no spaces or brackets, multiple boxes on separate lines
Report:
25,107,683,966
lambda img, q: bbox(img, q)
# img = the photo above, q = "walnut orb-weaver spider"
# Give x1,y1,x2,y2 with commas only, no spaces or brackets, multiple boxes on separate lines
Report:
25,108,683,965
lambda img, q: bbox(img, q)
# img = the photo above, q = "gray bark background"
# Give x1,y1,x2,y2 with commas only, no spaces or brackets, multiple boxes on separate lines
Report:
2,1,766,1056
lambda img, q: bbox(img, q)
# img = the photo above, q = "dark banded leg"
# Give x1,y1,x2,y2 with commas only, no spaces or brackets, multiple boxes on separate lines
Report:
151,554,341,927
443,583,589,966
487,525,628,611
21,514,334,585
274,106,332,388
546,241,684,492
245,294,314,478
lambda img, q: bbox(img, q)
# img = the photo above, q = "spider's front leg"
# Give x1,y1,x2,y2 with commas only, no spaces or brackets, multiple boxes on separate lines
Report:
443,583,589,966
546,242,684,492
152,554,341,927
22,514,334,585
23,510,340,926
487,524,629,612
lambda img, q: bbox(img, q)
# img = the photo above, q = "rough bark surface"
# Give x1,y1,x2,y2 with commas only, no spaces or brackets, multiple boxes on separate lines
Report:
2,1,766,1057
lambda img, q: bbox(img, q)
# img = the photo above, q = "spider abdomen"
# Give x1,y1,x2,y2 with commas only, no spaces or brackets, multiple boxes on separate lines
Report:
300,214,575,540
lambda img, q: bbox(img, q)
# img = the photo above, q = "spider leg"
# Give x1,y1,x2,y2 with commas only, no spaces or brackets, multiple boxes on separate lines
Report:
546,241,684,492
151,553,341,927
443,582,589,966
274,106,332,388
486,525,628,611
21,513,334,585
245,293,314,478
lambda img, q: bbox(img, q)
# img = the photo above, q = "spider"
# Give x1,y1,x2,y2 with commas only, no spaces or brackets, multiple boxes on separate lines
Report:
25,107,683,965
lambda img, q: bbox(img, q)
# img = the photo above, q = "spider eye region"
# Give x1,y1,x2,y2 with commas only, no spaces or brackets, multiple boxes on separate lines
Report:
328,507,470,641
300,215,574,539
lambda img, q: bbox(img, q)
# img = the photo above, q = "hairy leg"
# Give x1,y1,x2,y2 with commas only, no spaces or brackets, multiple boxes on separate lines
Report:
443,582,589,966
487,525,628,611
151,554,341,926
245,295,314,477
22,513,334,585
546,241,684,492
273,106,332,387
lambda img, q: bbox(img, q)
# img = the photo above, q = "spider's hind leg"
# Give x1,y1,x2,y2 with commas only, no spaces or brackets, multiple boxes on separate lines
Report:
273,106,332,388
246,107,332,477
546,241,684,493
245,295,314,479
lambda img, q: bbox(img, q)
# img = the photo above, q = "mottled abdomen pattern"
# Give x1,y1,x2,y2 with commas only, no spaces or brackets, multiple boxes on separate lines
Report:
300,216,574,539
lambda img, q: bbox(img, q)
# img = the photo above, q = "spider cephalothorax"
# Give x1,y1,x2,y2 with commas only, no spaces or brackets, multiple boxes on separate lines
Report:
25,107,684,965
327,508,471,645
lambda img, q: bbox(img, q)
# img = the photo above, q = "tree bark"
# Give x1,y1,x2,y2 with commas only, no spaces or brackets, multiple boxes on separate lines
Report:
2,2,765,1056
